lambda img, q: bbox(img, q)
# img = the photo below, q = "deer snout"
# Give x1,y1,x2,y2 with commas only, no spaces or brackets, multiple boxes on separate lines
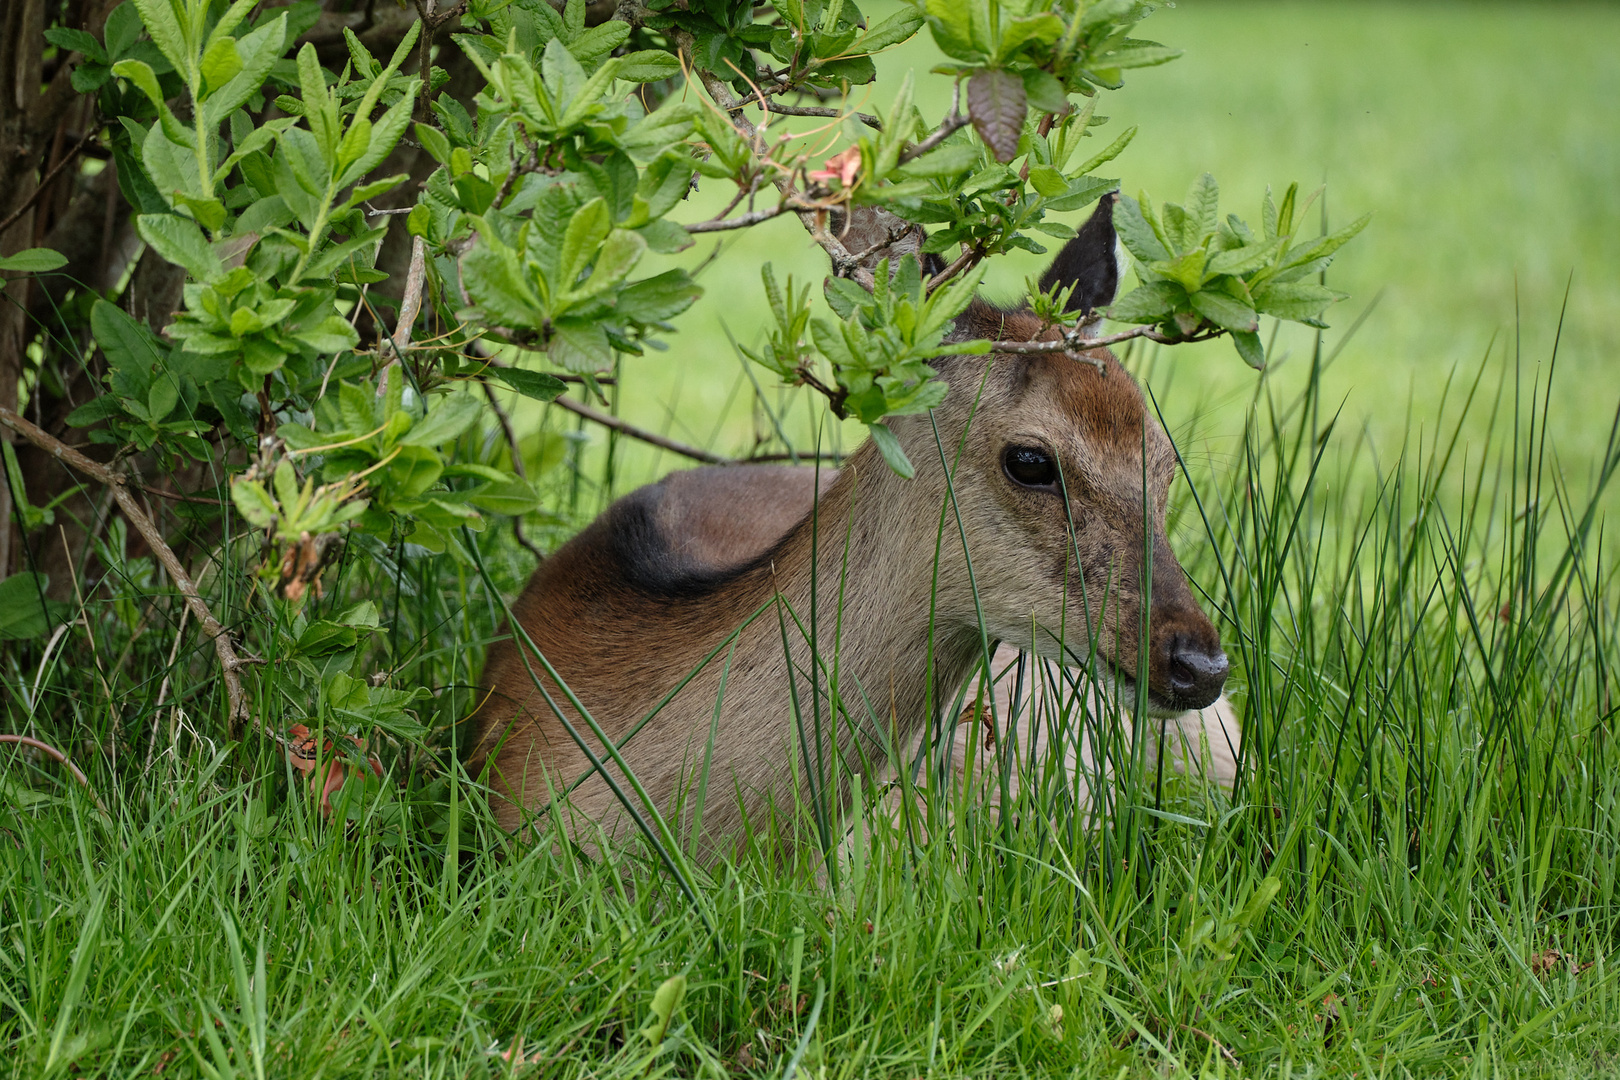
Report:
1162,634,1229,711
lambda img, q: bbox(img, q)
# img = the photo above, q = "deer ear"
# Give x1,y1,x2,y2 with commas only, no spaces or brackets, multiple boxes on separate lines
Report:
1037,192,1120,315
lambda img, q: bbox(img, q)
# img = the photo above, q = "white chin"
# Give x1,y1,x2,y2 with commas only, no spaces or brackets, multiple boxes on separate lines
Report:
1005,629,1185,719
1089,665,1184,720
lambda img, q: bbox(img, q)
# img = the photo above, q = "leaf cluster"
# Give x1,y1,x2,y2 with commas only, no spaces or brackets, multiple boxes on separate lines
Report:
1108,176,1370,367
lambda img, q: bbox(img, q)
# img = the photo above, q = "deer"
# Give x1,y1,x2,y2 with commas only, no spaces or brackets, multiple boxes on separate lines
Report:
470,197,1234,861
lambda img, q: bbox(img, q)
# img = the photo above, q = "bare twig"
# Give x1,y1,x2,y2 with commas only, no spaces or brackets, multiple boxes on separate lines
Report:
926,245,981,293
1179,1025,1241,1069
380,235,428,394
745,450,842,464
137,483,225,506
0,127,97,238
148,605,190,768
409,0,467,125
1016,112,1056,188
686,202,803,234
897,83,969,166
710,169,763,224
0,405,256,738
550,394,734,465
0,734,108,813
479,381,545,560
539,373,616,385
759,100,882,129
964,323,1225,356
677,32,873,287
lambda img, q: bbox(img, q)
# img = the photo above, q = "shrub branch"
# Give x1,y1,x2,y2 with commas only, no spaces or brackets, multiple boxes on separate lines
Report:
0,405,256,738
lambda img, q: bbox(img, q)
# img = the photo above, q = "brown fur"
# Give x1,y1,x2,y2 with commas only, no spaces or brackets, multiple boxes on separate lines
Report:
472,307,1226,859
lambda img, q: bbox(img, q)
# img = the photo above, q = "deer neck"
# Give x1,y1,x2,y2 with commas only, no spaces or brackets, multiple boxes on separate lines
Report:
745,438,986,752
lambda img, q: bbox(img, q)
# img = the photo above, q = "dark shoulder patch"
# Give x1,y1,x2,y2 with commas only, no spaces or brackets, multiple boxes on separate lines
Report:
600,483,785,602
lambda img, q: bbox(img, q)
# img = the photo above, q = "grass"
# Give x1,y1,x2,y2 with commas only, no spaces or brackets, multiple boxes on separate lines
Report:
5,2,1620,1077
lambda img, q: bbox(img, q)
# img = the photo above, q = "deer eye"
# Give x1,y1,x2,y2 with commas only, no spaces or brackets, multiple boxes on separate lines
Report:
1003,445,1059,490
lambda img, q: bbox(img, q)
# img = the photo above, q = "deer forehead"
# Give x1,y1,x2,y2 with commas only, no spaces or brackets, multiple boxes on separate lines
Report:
987,351,1178,490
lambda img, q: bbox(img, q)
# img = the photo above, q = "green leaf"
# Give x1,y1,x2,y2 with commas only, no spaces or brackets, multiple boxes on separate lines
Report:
1045,175,1118,213
45,27,107,63
548,321,612,372
868,422,915,479
923,0,981,63
293,315,361,354
1020,68,1069,115
1112,195,1170,263
565,228,645,304
0,573,55,640
1072,125,1137,177
337,88,418,188
414,122,451,166
967,67,1026,164
401,394,482,447
491,368,567,403
231,478,280,528
147,371,181,421
636,218,693,254
641,975,687,1048
174,192,226,232
613,49,681,83
65,395,124,428
811,55,876,86
557,197,611,289
464,477,540,515
997,13,1064,61
613,269,702,324
0,248,69,273
384,444,444,498
462,230,543,329
1026,165,1068,198
541,36,588,115
1185,172,1220,237
568,19,630,64
104,3,142,60
128,0,190,81
1107,281,1183,324
92,299,169,379
112,59,192,147
1277,212,1372,272
1251,281,1343,324
137,214,222,280
336,115,373,171
1207,239,1283,277
1231,329,1265,370
899,143,979,178
860,8,925,53
200,35,242,91
1188,288,1257,333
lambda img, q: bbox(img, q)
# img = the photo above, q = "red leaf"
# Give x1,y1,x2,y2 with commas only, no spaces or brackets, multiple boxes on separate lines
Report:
284,724,382,814
967,68,1027,164
808,146,862,187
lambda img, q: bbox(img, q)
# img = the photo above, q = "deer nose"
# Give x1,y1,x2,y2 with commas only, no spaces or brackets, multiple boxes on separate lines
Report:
1165,635,1228,709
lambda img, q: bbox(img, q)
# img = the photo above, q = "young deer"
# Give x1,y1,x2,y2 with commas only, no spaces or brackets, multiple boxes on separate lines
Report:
472,199,1231,858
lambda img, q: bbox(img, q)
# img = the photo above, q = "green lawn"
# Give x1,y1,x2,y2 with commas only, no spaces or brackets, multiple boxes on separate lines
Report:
5,3,1620,1077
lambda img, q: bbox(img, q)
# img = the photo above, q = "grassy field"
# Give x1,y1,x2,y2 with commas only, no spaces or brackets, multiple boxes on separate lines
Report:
4,2,1620,1077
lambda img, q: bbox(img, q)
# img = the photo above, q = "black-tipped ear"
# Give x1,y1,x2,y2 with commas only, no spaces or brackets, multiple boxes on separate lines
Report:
1037,192,1120,315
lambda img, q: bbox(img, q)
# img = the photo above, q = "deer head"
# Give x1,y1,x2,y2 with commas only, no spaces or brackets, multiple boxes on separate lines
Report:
878,197,1228,716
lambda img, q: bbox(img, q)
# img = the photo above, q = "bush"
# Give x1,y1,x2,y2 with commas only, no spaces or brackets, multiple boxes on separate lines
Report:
0,0,1363,769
